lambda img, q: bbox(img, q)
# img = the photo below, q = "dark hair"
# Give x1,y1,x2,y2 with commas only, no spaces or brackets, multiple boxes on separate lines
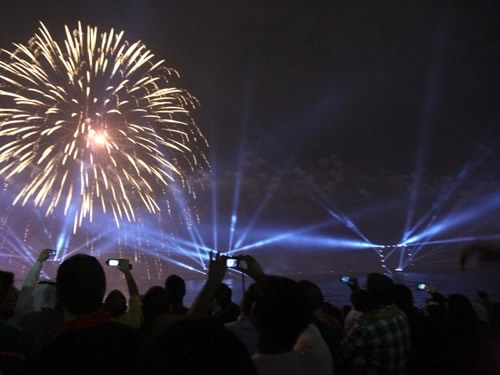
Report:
215,283,233,309
351,289,375,313
366,273,394,306
142,286,170,326
448,293,480,325
164,275,185,304
394,284,414,309
253,276,312,353
104,289,127,317
298,280,324,311
139,318,257,375
56,254,106,315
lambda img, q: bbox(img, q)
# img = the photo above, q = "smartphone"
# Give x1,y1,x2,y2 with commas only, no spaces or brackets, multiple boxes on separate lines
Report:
106,259,120,267
48,249,56,257
106,259,133,269
417,283,430,292
340,275,351,284
226,258,239,268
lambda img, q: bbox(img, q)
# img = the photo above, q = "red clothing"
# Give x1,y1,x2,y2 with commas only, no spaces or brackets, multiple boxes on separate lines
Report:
59,311,112,334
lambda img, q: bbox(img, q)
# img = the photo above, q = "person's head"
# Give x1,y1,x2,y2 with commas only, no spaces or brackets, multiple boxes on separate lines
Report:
393,283,414,311
142,286,170,326
164,275,185,305
252,276,312,353
447,293,480,325
350,289,375,313
56,254,106,316
215,283,233,310
298,280,324,311
104,289,127,317
366,273,394,307
140,318,257,375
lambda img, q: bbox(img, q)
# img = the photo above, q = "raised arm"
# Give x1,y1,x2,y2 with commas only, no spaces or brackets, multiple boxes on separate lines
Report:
13,249,53,319
189,252,228,318
235,255,266,282
118,259,139,296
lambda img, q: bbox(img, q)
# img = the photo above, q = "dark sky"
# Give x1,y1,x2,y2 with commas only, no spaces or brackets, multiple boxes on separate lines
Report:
0,0,499,274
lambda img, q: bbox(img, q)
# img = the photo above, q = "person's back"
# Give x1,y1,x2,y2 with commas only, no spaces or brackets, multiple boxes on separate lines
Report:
15,306,64,358
26,254,139,375
444,293,491,375
342,305,410,374
251,276,332,375
341,273,410,375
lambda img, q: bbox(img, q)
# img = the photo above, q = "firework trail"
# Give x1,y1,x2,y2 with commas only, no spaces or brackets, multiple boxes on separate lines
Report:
0,22,208,232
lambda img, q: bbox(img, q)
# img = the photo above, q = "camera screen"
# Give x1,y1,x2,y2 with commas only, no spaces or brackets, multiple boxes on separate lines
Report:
108,259,120,266
226,259,239,268
340,276,351,283
417,283,427,290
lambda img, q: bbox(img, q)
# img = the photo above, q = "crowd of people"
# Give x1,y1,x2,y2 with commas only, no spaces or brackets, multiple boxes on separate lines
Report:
0,245,499,375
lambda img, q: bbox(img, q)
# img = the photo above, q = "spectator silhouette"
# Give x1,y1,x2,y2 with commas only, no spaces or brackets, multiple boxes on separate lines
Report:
141,285,172,336
11,250,63,359
11,249,56,322
211,283,240,324
26,254,139,375
103,259,142,328
165,274,189,315
139,318,257,375
0,270,22,353
444,293,490,375
341,273,410,375
225,282,258,355
394,283,436,375
299,279,344,369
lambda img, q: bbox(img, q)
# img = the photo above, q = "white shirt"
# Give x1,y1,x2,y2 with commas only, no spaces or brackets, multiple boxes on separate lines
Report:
225,314,258,355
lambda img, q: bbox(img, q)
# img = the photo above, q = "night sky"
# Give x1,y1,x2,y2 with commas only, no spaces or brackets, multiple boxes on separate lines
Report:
0,0,499,278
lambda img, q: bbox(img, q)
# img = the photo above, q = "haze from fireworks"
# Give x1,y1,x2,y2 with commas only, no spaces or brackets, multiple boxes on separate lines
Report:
0,22,208,232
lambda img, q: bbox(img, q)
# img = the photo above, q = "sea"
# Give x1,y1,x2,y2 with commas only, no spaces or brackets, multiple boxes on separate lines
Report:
180,268,500,309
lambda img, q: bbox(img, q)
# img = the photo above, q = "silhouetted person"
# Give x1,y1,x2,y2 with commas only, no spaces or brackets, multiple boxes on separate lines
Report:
165,274,188,315
341,273,410,375
251,275,333,375
103,259,142,328
211,283,240,324
444,293,490,375
141,285,175,337
225,282,258,355
26,254,139,375
139,318,257,375
0,270,21,353
0,269,24,375
394,283,435,375
299,279,344,370
12,249,56,321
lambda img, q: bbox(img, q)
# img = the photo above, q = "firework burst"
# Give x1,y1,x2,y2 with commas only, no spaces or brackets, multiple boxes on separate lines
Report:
0,22,208,232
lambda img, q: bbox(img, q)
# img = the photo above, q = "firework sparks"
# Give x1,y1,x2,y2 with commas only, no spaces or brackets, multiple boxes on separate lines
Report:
0,22,208,232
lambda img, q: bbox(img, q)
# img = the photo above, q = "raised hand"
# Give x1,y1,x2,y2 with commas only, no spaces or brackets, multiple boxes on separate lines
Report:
235,254,265,281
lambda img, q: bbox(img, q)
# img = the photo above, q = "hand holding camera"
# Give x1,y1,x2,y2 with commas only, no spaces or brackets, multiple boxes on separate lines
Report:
38,248,56,262
339,275,359,292
106,259,133,270
232,255,265,281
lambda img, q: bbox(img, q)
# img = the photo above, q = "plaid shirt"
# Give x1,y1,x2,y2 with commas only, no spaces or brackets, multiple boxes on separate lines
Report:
341,305,411,375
